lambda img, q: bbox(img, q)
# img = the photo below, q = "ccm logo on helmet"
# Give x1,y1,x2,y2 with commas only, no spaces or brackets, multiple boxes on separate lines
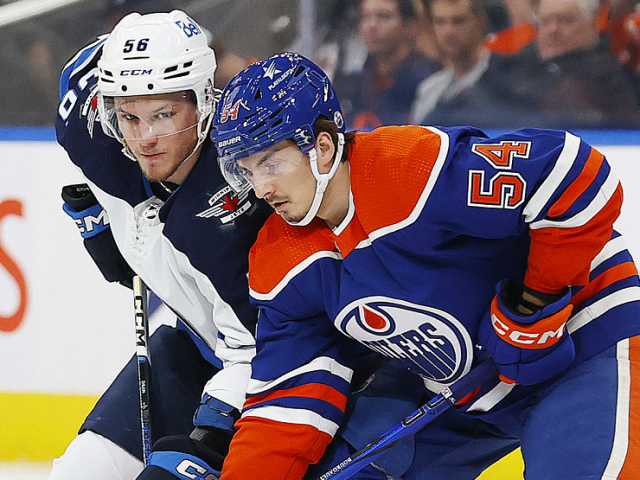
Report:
491,314,565,348
119,69,153,76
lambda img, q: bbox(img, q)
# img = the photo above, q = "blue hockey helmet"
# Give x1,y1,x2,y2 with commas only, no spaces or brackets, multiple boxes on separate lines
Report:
212,52,345,191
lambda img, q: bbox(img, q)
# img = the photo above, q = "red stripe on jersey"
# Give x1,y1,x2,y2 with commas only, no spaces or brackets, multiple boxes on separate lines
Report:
244,382,348,412
220,416,333,480
525,184,623,294
547,148,605,218
570,262,639,309
619,335,640,479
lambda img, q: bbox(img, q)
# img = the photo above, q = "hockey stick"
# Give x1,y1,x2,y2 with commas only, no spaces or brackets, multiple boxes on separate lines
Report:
319,356,498,480
133,275,153,465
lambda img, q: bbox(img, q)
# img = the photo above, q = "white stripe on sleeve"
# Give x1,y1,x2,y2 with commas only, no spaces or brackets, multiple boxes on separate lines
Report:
523,132,581,223
247,356,353,395
242,405,340,436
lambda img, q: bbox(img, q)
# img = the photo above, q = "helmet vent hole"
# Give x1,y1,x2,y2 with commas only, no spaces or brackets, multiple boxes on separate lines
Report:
121,85,128,92
294,66,305,77
147,84,154,90
164,65,178,73
165,72,190,80
184,61,193,68
254,88,262,100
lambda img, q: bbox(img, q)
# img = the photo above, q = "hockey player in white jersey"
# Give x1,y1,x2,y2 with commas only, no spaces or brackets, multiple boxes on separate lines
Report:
52,10,273,480
54,11,400,480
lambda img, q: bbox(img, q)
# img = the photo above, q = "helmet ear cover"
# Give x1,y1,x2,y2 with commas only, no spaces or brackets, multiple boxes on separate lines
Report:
97,10,217,158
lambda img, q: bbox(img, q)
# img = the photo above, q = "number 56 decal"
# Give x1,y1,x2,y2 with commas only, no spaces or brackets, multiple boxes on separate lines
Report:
467,141,530,209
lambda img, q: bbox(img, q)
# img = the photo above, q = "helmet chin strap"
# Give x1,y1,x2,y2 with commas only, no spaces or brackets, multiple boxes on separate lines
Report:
285,133,345,227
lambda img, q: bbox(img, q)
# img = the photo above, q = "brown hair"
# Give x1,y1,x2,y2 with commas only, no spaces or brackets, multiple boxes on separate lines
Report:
313,116,357,163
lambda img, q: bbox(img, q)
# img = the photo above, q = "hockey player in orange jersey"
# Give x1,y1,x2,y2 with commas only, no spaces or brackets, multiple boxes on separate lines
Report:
210,52,640,479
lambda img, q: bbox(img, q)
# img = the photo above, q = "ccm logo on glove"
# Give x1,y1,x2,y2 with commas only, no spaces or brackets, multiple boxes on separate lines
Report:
490,297,571,349
176,459,218,480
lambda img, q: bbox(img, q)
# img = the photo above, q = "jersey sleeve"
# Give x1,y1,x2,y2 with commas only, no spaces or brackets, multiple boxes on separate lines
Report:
221,218,362,479
433,127,622,295
57,35,107,146
520,131,622,293
221,308,357,479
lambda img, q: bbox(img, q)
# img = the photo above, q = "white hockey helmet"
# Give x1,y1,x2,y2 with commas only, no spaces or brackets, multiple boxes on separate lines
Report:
97,10,216,157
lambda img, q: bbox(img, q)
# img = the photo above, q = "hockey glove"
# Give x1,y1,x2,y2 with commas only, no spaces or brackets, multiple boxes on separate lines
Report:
135,397,240,480
135,435,223,480
62,184,135,288
478,279,575,386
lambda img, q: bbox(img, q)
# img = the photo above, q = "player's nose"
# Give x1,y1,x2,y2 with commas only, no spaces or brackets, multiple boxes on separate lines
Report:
254,181,274,199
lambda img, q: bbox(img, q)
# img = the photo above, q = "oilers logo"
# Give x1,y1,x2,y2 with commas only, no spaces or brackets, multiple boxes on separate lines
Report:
335,296,473,383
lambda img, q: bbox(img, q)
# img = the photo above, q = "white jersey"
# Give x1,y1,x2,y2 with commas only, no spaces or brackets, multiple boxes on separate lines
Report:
56,37,272,409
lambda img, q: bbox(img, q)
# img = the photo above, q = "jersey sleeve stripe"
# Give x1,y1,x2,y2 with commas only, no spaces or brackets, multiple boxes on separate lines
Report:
529,173,621,230
591,235,628,271
246,356,353,395
547,148,605,218
59,36,107,99
242,405,341,436
523,131,581,223
249,250,342,301
571,262,639,309
568,286,640,334
244,383,348,411
466,381,516,413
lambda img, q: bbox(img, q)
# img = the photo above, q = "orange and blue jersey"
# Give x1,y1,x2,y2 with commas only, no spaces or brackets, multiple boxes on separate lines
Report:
221,125,640,479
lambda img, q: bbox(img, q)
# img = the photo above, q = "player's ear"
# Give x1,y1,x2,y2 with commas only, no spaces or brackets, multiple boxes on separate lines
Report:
315,131,336,174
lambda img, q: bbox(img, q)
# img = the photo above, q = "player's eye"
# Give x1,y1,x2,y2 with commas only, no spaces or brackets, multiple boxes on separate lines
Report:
154,111,174,121
264,161,279,175
121,113,138,121
239,166,253,179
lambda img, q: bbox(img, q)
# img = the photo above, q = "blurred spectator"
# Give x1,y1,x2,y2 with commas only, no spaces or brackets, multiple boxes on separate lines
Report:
423,0,640,129
313,1,369,82
210,38,257,90
501,0,640,128
331,0,441,129
602,0,640,100
410,0,490,125
485,0,536,55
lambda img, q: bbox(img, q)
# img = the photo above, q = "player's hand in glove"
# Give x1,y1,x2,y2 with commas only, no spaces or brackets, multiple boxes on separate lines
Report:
62,183,135,288
135,396,240,480
135,432,224,480
478,279,575,386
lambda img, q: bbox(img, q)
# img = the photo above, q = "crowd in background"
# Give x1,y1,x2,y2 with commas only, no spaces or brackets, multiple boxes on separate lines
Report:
1,0,639,130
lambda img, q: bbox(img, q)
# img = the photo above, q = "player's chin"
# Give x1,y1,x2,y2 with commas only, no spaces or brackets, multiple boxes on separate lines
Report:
139,164,173,183
280,210,303,223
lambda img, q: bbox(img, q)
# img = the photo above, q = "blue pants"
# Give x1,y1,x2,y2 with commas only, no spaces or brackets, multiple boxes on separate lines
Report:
311,337,640,479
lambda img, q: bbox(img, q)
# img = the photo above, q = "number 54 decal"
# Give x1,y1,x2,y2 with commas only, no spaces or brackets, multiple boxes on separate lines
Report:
467,141,530,209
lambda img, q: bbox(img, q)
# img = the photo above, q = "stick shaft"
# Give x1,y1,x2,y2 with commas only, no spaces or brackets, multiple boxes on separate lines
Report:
133,275,152,465
319,357,498,480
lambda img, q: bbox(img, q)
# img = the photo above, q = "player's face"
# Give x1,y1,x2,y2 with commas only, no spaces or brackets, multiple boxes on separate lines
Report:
431,0,486,62
238,141,317,223
115,92,201,183
536,0,599,61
